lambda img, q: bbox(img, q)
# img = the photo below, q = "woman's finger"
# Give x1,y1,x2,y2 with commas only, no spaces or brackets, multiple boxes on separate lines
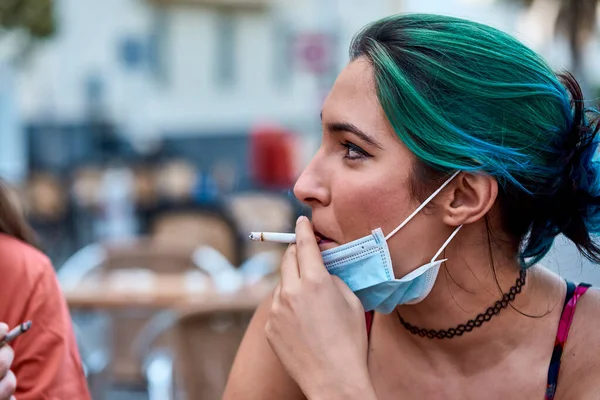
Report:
0,346,13,380
0,370,16,400
280,244,300,289
272,282,282,303
332,276,364,312
295,216,326,280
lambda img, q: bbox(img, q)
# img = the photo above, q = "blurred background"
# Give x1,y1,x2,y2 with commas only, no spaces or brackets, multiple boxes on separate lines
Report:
1,0,600,398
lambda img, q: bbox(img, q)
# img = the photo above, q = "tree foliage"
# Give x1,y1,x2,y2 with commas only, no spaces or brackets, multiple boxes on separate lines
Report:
0,0,55,39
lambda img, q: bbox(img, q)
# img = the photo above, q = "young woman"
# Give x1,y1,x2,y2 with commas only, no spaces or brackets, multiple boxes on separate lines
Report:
224,14,600,400
0,181,90,399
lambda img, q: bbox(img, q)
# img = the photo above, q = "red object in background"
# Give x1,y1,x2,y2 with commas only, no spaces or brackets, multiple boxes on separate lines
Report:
250,124,296,190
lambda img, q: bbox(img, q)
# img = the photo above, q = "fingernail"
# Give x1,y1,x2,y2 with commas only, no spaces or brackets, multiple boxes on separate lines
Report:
296,216,306,225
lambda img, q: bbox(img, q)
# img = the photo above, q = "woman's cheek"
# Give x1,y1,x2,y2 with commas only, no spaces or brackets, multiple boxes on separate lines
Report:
333,182,399,235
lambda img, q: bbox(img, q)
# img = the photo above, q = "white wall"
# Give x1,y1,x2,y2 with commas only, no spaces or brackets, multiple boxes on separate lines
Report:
10,0,408,137
14,0,338,136
18,0,154,122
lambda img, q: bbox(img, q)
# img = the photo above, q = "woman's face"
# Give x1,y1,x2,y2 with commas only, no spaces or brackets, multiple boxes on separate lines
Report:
294,58,449,276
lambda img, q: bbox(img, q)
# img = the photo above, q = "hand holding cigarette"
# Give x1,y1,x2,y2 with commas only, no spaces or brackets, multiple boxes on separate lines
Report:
0,321,32,347
0,321,30,400
249,232,297,243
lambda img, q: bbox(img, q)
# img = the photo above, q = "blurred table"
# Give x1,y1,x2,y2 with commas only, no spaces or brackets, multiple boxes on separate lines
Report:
63,269,276,384
63,269,276,310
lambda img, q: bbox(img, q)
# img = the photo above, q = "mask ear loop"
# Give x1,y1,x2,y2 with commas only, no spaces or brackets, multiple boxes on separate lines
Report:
385,170,462,241
431,225,462,262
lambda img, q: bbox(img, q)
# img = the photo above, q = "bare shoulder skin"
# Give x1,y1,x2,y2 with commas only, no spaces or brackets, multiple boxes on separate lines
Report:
223,293,305,400
554,287,600,399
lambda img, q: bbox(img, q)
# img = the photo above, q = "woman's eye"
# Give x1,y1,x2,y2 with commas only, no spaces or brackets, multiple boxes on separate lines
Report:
341,142,371,161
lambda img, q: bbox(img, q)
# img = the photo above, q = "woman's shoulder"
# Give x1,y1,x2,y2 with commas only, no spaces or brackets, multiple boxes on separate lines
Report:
0,236,92,399
0,233,53,288
570,283,600,345
0,232,51,265
569,282,599,340
224,292,306,400
555,284,600,397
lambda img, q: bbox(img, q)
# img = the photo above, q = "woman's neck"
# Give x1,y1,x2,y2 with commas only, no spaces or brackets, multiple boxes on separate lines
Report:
390,226,565,371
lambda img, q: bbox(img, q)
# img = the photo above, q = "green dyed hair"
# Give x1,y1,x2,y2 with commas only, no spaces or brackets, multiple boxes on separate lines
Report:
350,14,600,267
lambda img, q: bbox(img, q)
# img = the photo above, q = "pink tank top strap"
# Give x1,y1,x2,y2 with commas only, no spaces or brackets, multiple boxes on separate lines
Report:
365,311,374,338
545,281,592,400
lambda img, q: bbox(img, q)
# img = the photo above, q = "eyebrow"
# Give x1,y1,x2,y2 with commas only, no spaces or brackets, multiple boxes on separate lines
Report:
320,112,383,150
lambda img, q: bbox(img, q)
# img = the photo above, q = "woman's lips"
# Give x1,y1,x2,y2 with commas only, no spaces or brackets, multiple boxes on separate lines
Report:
317,239,338,251
314,229,338,251
314,230,330,241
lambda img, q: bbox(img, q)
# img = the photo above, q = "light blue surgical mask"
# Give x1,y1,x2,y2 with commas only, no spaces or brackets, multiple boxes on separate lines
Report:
321,171,462,314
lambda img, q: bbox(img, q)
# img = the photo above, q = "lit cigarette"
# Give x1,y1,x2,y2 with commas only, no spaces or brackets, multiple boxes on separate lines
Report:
0,321,32,346
249,232,296,243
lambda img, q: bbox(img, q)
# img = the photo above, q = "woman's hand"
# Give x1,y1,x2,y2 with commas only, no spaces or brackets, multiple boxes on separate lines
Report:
265,216,377,400
0,324,16,400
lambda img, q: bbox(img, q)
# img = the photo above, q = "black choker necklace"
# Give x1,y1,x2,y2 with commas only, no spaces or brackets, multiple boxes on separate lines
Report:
397,269,527,339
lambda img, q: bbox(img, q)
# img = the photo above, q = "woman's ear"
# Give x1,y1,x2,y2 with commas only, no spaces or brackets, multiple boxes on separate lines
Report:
441,173,498,226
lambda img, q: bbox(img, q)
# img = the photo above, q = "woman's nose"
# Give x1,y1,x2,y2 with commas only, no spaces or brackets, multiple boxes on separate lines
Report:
293,158,331,208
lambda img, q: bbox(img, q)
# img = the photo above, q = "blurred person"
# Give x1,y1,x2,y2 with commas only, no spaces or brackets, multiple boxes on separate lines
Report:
0,180,90,399
225,14,600,400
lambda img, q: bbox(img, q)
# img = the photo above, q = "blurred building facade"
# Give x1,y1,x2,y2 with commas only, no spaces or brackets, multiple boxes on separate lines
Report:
3,0,600,179
1,0,600,276
0,0,508,179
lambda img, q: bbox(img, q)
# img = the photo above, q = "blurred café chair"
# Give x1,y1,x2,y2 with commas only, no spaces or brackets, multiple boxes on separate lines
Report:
174,305,255,400
132,303,256,400
72,315,112,399
71,166,104,209
58,237,199,289
131,310,178,400
154,160,198,203
148,202,241,266
22,172,72,260
101,237,199,274
23,172,68,222
57,237,204,387
225,191,294,259
58,243,111,398
132,165,158,209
